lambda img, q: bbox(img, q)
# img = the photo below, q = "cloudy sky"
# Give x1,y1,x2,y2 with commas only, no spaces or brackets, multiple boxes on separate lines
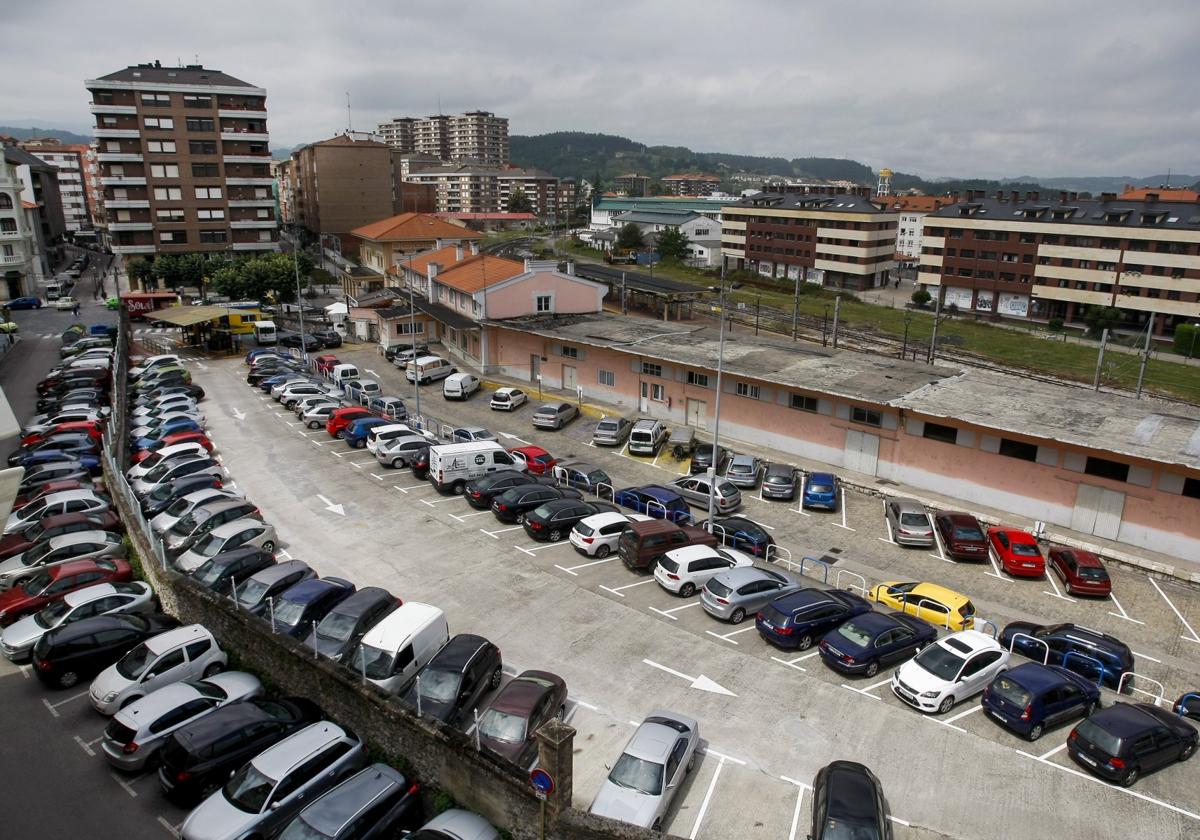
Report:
7,1,1199,178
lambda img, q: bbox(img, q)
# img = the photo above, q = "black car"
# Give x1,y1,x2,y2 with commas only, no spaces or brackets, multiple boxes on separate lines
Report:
1068,702,1198,786
384,342,427,361
999,622,1133,690
270,577,356,639
491,484,583,524
157,696,323,805
312,330,342,348
689,444,731,476
17,463,92,494
190,548,277,597
279,333,322,352
811,761,892,840
409,446,430,480
305,586,399,662
701,515,776,558
30,612,180,689
234,560,317,616
247,364,300,386
141,473,226,516
464,470,556,510
817,611,937,677
399,633,502,726
523,499,620,542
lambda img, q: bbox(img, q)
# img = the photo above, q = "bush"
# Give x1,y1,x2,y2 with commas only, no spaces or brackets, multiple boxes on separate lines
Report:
911,288,931,307
1048,317,1064,332
1083,305,1122,339
1173,322,1200,357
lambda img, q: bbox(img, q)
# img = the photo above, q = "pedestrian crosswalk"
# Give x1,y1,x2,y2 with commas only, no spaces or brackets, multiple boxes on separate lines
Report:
133,327,175,336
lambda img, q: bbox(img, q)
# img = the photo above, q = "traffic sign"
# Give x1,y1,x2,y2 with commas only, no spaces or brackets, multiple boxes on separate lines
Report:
529,767,554,796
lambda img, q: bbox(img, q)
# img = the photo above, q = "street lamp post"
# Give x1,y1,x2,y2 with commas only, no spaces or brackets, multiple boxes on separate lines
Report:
291,240,307,359
1189,322,1200,364
705,257,742,531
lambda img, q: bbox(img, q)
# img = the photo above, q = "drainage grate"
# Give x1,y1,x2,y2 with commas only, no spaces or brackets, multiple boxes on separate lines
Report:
821,550,842,566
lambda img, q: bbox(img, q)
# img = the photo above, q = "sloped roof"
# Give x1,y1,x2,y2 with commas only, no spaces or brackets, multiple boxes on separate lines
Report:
90,64,254,88
351,213,483,243
1118,187,1199,202
387,244,469,277
872,195,958,213
435,255,525,293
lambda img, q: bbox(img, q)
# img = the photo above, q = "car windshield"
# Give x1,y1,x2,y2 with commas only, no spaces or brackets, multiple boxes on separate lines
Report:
765,473,790,485
163,496,195,517
531,504,555,519
819,816,882,840
1075,717,1123,756
835,620,874,648
143,464,169,482
598,421,618,431
23,519,47,540
192,533,225,558
171,512,202,535
478,709,527,743
19,498,48,517
953,525,984,541
719,483,739,498
729,463,752,474
21,572,53,596
808,482,833,493
23,541,55,565
192,560,227,587
237,577,269,608
493,393,510,402
417,668,462,703
989,675,1032,708
146,483,176,502
316,610,358,642
224,762,277,814
608,753,664,796
278,817,328,840
706,579,732,598
899,513,929,528
351,644,394,680
1078,566,1108,581
115,642,154,680
273,598,307,626
1010,542,1040,557
914,644,966,681
35,599,72,628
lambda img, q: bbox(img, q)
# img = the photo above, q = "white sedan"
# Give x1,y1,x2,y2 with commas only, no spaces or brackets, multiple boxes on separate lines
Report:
654,544,756,597
891,630,1010,714
569,512,652,558
489,387,528,412
54,296,78,311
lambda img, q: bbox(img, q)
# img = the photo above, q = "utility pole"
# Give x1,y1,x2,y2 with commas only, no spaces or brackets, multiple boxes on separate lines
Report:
1134,316,1153,399
791,271,800,341
620,272,627,315
901,313,911,359
927,290,943,364
831,295,842,350
1093,328,1109,391
754,294,761,336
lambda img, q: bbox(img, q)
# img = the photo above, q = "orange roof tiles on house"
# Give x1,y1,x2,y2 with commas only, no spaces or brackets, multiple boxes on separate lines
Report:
20,200,37,210
436,254,525,293
386,244,465,277
872,195,957,212
350,212,483,243
1118,186,1199,202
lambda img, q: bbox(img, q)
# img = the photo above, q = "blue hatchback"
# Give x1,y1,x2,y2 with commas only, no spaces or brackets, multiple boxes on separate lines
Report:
613,485,692,524
982,662,1101,741
132,418,202,450
802,472,839,511
342,417,389,449
756,588,874,650
269,577,356,639
818,610,937,677
10,449,100,472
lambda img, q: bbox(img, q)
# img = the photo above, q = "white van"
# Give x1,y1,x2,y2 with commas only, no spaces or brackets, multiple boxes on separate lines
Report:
352,603,449,694
44,282,63,302
252,320,277,346
329,363,360,385
628,419,667,456
428,441,519,494
442,372,481,401
405,355,456,385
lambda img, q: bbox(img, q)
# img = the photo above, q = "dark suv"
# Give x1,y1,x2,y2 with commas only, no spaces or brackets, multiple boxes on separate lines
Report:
619,519,716,573
31,612,179,689
1000,622,1134,689
305,587,400,663
490,484,581,524
1068,702,1197,786
399,633,503,726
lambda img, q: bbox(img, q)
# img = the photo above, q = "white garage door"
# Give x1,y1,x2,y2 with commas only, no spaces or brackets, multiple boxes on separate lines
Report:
1070,483,1125,541
843,430,880,477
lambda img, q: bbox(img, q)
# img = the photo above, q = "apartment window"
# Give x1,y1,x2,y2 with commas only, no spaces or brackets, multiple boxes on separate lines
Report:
189,140,217,154
598,369,615,387
650,383,666,401
197,209,225,220
194,187,222,200
115,210,131,222
640,362,662,377
199,230,228,244
851,407,882,427
535,294,552,312
1084,456,1129,483
258,230,272,241
790,393,818,413
922,422,959,444
153,187,182,201
256,208,270,219
144,117,174,129
159,230,187,243
104,141,122,153
0,219,15,233
101,116,118,126
140,93,170,107
183,94,212,108
394,321,425,336
185,117,215,132
1183,477,1200,500
146,140,176,153
686,371,709,388
735,382,760,399
149,164,179,178
155,209,185,222
560,345,579,359
192,163,220,178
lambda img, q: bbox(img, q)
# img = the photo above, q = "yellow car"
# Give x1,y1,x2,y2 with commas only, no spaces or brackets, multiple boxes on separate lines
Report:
869,581,975,631
0,322,18,334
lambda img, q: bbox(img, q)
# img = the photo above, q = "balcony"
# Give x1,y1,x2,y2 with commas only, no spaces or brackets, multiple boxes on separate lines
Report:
111,244,157,255
93,128,141,138
108,222,154,232
0,230,24,240
225,177,275,186
96,153,144,163
100,176,147,186
218,109,268,119
230,220,278,229
103,200,150,209
220,131,269,142
231,241,280,251
90,104,137,115
0,254,28,265
222,155,271,164
227,199,276,207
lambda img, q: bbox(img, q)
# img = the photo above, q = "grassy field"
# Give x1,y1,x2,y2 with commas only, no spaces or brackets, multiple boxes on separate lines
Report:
563,242,1200,401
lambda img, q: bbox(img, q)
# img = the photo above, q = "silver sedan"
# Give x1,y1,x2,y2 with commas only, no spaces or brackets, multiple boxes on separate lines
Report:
699,566,802,624
1,581,155,662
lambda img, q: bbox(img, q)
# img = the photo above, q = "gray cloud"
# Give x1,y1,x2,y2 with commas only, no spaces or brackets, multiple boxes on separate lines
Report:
6,0,1200,178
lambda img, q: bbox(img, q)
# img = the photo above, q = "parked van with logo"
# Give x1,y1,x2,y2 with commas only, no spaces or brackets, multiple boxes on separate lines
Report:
406,356,456,385
350,602,449,694
628,419,667,456
428,441,519,494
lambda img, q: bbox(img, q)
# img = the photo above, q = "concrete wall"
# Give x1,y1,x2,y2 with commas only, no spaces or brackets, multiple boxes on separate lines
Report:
484,273,605,320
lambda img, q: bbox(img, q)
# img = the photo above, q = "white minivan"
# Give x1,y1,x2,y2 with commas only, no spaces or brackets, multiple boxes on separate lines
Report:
442,372,480,401
329,363,360,385
406,356,456,385
351,603,449,694
427,441,519,494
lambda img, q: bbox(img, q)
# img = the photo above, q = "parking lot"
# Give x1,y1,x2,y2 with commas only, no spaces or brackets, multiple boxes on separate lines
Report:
187,344,1200,840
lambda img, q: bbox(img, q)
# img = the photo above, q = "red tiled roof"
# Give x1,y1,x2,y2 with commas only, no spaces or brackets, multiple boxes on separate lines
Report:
1118,187,1199,202
432,254,526,293
872,195,957,212
351,212,483,242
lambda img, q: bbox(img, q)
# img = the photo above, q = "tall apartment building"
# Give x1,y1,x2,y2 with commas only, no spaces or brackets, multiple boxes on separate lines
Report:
0,143,49,299
377,111,509,166
84,62,280,259
660,173,721,196
403,162,559,217
19,139,95,233
722,190,898,290
917,190,1200,334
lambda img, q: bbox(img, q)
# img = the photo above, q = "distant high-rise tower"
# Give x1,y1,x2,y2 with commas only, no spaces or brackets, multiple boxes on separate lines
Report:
877,167,893,197
377,111,508,166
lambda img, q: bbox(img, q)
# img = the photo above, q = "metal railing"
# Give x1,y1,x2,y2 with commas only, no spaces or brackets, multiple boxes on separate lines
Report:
1061,651,1109,687
835,569,867,596
1118,671,1166,703
797,555,830,584
765,544,792,566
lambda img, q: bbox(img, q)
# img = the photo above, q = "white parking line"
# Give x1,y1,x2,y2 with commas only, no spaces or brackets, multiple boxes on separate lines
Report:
780,775,813,840
157,816,182,838
943,704,984,724
17,664,30,679
687,754,727,840
1131,649,1163,664
1042,569,1075,602
929,528,952,563
331,450,346,458
1107,593,1145,625
985,547,1014,583
110,770,140,798
705,625,757,645
832,488,854,531
480,525,523,539
841,676,892,700
599,579,656,598
1147,576,1200,643
1038,742,1069,761
555,556,616,576
771,650,820,672
927,716,967,733
368,473,386,481
392,484,427,494
420,497,460,507
41,689,89,718
277,549,292,559
448,509,491,522
649,601,701,620
515,542,573,557
309,439,324,447
73,734,97,756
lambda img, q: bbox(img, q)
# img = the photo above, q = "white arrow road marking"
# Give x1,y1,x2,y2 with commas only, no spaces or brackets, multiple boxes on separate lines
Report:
232,408,246,420
365,369,378,377
642,658,736,696
315,494,345,516
498,432,532,445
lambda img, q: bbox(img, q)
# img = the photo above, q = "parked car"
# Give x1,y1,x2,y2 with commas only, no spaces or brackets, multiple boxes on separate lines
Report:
409,446,431,480
934,511,988,561
613,485,693,524
654,544,755,597
759,462,798,500
88,624,228,715
190,548,276,598
667,474,742,514
450,426,497,443
399,633,503,726
306,586,399,663
130,456,222,498
756,588,874,650
443,372,481,400
532,402,578,430
367,395,408,420
462,470,548,509
569,512,651,559
700,566,802,624
801,472,839,511
689,443,730,476
31,612,180,689
234,560,316,616
179,722,368,840
150,488,240,535
988,527,1045,577
0,529,124,589
589,710,699,831
327,407,372,438
157,695,323,806
668,424,697,459
315,354,340,373
1174,693,1200,720
300,402,341,429
489,387,528,411
982,662,1102,742
725,454,763,489
141,474,225,518
508,445,557,475
7,296,42,309
312,329,342,348
276,763,422,840
555,462,613,495
619,520,716,573
884,498,934,547
868,581,976,631
135,431,213,462
702,515,775,558
592,416,633,447
14,463,92,498
0,557,131,627
102,672,264,772
127,442,211,482
523,499,619,542
1047,548,1112,597
491,484,582,524
342,417,390,449
809,761,893,840
476,670,568,767
1067,702,1198,786
376,434,432,469
409,811,498,840
0,510,119,561
270,577,356,639
999,621,1134,689
892,630,1010,714
174,519,279,574
344,378,381,403
12,478,97,512
817,611,936,678
627,418,667,456
163,499,263,556
1,581,156,663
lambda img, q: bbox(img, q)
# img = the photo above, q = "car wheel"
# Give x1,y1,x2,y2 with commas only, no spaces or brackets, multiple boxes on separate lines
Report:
1084,701,1098,717
516,513,526,524
202,662,224,678
1181,741,1197,761
452,482,465,496
261,540,275,553
197,779,222,801
57,670,80,689
556,704,565,721
864,661,879,678
796,634,814,651
1120,766,1139,787
490,666,502,690
355,439,366,449
679,582,696,598
594,544,610,559
937,695,955,715
652,819,662,832
1026,722,1045,742
729,607,746,624
549,529,563,542
390,459,403,469
119,694,140,710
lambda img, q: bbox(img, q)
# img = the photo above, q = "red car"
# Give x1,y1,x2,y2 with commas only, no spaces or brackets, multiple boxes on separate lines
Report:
1048,547,1112,597
327,406,372,438
315,354,340,374
19,420,104,448
0,510,122,561
934,511,988,561
12,479,96,511
0,557,133,626
509,445,558,475
987,526,1045,577
131,430,214,463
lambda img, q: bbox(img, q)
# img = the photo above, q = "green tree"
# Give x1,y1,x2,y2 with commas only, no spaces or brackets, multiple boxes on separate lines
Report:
1084,305,1122,339
127,259,155,290
210,263,246,300
656,226,691,261
616,222,644,250
507,187,533,214
911,288,931,307
1173,322,1200,358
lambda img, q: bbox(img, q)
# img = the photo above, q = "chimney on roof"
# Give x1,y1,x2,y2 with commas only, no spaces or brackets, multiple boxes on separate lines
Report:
1145,192,1159,203
1028,191,1039,202
454,244,463,262
469,240,479,256
1100,192,1116,202
427,262,440,280
1068,192,1077,202
1010,190,1020,203
995,191,1004,201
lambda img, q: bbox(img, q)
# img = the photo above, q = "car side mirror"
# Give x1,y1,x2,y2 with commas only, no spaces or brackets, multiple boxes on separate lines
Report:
270,801,281,811
667,781,678,790
143,672,156,681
